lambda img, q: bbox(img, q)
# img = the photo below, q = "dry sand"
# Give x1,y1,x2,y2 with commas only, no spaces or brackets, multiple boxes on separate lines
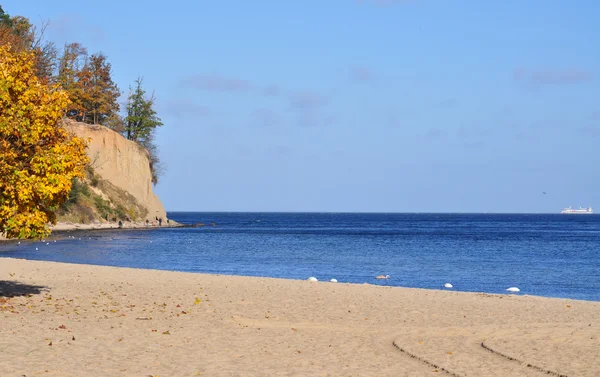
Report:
0,258,598,377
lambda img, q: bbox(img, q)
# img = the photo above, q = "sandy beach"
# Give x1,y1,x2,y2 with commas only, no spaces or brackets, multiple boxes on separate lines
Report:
0,258,598,377
50,220,182,232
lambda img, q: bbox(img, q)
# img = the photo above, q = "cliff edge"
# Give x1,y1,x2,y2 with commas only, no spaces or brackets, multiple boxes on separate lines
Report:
62,121,167,222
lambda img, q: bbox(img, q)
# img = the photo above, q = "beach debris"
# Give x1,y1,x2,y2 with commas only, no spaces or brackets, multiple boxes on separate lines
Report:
444,283,453,288
375,275,390,280
35,247,38,251
330,278,338,283
195,297,201,305
307,277,318,282
506,287,520,293
162,330,171,335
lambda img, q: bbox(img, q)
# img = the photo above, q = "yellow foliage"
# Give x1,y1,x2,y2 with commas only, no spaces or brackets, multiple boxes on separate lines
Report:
0,44,89,239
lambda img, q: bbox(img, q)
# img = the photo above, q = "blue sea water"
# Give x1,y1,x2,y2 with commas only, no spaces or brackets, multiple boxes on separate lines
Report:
1,213,599,301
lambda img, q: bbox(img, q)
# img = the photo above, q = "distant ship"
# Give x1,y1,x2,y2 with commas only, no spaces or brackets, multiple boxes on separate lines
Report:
561,206,593,214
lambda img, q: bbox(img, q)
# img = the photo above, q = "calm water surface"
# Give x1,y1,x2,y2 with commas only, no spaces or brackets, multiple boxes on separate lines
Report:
1,213,599,301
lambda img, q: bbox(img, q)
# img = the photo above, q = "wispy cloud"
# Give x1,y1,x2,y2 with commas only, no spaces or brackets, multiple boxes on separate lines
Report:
356,0,414,6
262,84,283,97
47,15,106,43
295,111,336,127
180,72,334,128
424,128,444,140
185,74,252,92
350,66,374,81
250,108,283,127
288,91,329,111
513,68,594,87
436,98,457,108
578,126,600,138
160,99,212,118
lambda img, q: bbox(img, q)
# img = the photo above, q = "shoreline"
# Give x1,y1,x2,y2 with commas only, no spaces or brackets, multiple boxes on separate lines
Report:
1,258,598,376
0,220,184,242
1,257,597,304
51,220,184,232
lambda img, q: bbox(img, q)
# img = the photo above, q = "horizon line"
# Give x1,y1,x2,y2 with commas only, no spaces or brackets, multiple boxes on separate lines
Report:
164,210,592,215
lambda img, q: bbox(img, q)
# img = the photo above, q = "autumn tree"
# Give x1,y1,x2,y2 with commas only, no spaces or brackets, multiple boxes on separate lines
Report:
57,42,87,119
0,45,89,239
79,53,120,124
125,78,164,183
0,8,57,83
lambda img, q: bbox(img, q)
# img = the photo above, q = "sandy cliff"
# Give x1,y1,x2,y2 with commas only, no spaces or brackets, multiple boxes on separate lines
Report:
63,121,167,221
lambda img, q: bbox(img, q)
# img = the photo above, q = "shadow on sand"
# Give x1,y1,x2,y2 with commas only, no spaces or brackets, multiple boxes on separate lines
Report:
0,280,48,298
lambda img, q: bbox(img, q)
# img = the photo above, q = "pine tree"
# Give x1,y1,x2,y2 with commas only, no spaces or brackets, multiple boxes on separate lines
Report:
125,78,164,183
125,78,162,142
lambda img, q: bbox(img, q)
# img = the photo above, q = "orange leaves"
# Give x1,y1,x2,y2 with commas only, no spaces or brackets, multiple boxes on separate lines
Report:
0,44,89,239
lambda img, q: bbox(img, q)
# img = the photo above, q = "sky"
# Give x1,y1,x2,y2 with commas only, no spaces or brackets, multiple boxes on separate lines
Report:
4,0,600,213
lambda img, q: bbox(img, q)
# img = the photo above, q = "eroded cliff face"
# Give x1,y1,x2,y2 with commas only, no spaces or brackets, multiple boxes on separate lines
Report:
64,121,167,221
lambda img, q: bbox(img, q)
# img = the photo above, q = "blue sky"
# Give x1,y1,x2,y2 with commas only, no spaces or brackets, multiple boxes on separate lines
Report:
5,0,600,212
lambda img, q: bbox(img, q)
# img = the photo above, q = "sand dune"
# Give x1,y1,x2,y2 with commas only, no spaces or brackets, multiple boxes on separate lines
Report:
0,258,598,376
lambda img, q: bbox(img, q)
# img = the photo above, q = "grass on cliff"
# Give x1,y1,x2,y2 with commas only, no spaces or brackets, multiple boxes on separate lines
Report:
57,166,148,224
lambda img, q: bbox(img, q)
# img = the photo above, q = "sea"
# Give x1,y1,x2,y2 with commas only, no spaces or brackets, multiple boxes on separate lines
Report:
1,212,599,301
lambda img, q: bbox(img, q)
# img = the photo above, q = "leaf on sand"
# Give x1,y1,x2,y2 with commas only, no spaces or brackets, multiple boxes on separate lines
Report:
195,298,201,305
162,330,170,335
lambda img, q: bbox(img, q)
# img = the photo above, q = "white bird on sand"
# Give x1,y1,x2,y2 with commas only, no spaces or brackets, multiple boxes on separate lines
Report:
307,277,318,282
444,283,453,288
506,287,520,293
330,278,338,283
376,275,390,280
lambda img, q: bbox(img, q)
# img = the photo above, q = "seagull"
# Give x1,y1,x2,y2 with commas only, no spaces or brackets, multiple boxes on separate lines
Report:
444,283,453,288
307,277,318,282
506,287,520,293
375,275,390,280
330,278,338,283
